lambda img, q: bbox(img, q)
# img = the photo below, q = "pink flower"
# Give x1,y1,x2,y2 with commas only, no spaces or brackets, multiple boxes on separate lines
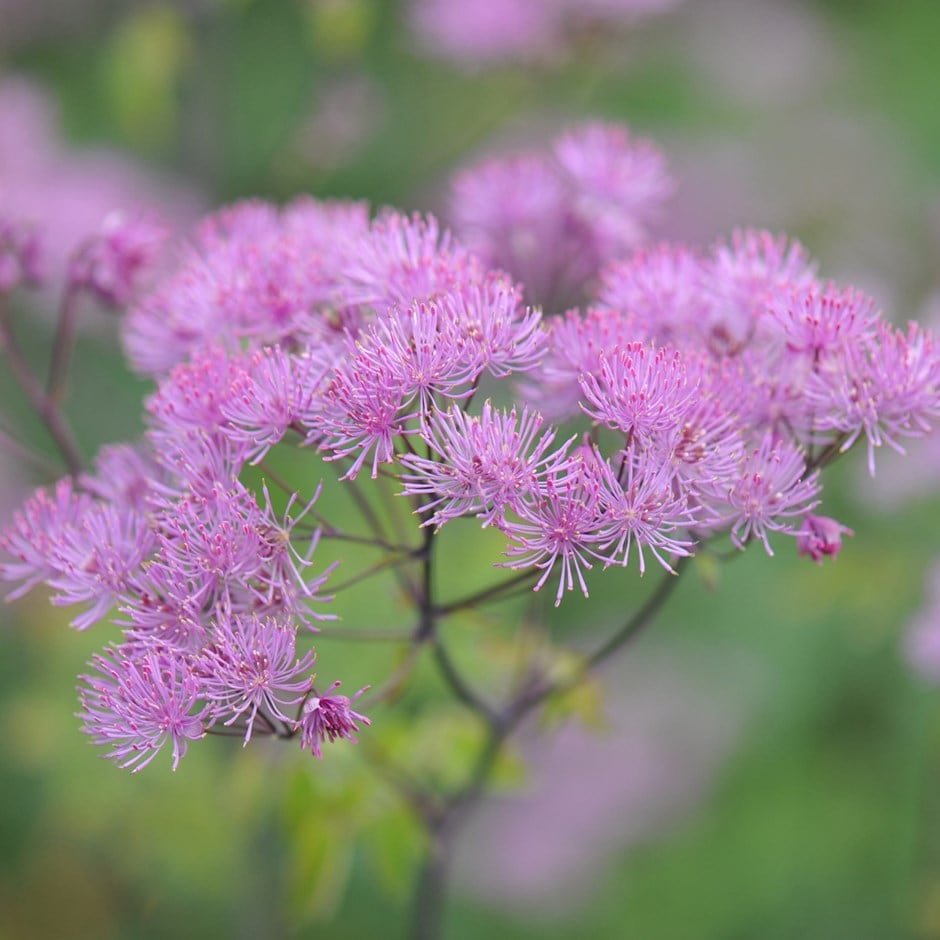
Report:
197,614,316,743
579,342,696,451
79,645,211,773
67,211,167,307
402,401,574,529
769,283,877,359
0,478,93,601
598,243,710,347
409,0,559,65
724,433,820,555
806,321,940,475
796,514,853,563
299,682,371,759
335,210,477,314
46,502,155,631
501,463,607,605
594,447,698,573
449,121,671,310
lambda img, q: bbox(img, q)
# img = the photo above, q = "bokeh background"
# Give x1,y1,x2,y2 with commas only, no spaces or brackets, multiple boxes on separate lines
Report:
3,1,940,938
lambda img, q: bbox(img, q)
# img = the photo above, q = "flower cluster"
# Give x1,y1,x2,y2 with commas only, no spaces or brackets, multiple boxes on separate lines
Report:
2,119,939,772
449,122,672,309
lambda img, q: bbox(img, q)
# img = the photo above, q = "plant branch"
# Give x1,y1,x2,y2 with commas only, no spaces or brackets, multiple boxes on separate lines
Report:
0,298,84,476
314,625,414,642
46,284,82,403
327,550,423,595
408,556,694,939
434,569,540,617
429,633,497,722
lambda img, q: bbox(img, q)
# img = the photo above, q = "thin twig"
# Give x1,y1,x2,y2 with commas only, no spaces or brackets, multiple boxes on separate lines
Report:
429,633,497,722
314,625,414,642
0,421,59,476
46,284,82,403
318,528,418,554
360,738,443,820
362,643,424,706
434,569,540,617
328,550,423,594
0,297,84,476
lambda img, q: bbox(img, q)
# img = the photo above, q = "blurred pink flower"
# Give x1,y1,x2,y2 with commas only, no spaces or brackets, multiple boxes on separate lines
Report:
456,654,746,914
410,0,560,65
409,0,681,66
0,77,201,290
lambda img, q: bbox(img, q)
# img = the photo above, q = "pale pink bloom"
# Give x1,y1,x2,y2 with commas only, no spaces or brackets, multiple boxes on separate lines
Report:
79,644,211,773
724,433,820,555
197,614,315,742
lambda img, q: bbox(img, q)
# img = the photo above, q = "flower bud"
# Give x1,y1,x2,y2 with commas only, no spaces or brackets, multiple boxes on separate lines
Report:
797,514,853,563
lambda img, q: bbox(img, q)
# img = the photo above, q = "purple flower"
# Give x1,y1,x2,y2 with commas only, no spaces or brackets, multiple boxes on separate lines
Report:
153,429,248,499
409,0,680,66
0,478,93,601
0,77,200,298
524,306,648,420
222,346,328,464
705,228,818,355
123,197,365,374
67,211,167,307
597,243,710,347
805,321,940,475
449,153,571,306
153,482,270,608
79,644,211,772
312,344,417,481
409,0,558,65
147,346,249,442
255,482,335,620
796,514,853,563
501,462,607,605
123,267,220,375
579,342,696,450
449,122,671,310
118,562,208,653
299,681,370,759
724,433,820,555
47,502,155,631
197,614,315,743
80,442,163,512
594,447,698,573
402,401,574,528
361,301,482,417
335,210,478,314
437,276,546,378
663,355,745,495
553,121,673,254
769,283,877,359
